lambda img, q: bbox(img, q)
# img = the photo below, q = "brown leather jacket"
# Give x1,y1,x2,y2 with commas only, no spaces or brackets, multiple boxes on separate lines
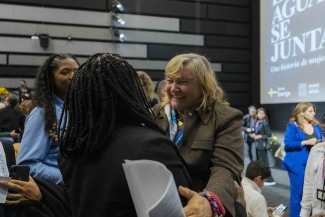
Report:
153,101,244,217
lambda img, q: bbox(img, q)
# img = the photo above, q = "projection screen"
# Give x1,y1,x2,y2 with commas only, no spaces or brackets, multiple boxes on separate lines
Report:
260,0,325,104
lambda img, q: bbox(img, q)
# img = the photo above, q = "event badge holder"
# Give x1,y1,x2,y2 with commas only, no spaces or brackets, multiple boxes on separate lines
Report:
0,142,11,204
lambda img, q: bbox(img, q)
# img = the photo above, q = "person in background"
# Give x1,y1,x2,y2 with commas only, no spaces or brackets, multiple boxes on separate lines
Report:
137,71,159,107
19,100,33,117
18,80,31,104
58,53,195,217
153,53,244,217
0,154,71,217
251,107,275,186
0,130,19,144
282,102,322,217
300,141,325,216
0,87,9,109
242,105,257,161
0,96,25,144
154,79,166,102
17,53,79,185
242,161,284,217
12,100,34,156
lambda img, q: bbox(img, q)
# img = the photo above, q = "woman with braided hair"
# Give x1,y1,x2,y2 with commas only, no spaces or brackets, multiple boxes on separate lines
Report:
16,53,79,185
57,53,212,217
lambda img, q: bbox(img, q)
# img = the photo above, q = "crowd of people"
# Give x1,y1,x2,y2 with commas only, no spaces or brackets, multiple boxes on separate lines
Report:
1,52,325,217
242,101,325,217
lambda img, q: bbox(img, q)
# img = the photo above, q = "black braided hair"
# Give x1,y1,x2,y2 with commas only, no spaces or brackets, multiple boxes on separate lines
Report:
59,53,165,159
33,53,79,132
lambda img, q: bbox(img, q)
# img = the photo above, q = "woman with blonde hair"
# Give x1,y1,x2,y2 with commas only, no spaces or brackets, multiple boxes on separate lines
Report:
282,102,322,217
137,71,158,107
19,100,33,117
0,87,9,109
153,53,244,217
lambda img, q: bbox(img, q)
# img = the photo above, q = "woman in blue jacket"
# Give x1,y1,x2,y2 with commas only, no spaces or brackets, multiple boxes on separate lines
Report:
282,102,322,217
17,54,79,185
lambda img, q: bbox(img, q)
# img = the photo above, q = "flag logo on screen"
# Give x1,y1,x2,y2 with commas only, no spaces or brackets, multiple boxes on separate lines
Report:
268,88,277,97
298,83,307,97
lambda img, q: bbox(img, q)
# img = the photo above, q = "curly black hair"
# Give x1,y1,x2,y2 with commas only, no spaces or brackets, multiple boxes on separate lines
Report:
32,53,79,133
59,53,165,159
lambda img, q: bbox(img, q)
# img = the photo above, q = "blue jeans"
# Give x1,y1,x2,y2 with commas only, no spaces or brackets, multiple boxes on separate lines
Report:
0,137,14,144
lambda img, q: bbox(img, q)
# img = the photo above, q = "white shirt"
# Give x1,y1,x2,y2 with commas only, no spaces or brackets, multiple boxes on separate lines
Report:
242,177,269,217
300,142,325,216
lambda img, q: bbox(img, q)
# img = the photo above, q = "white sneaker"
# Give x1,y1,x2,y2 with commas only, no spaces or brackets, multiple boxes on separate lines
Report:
264,182,276,186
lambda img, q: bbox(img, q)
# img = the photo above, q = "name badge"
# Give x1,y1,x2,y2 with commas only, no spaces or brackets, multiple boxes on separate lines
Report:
317,189,325,202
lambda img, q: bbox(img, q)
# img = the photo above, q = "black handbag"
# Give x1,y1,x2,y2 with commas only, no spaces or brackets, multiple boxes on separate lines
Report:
265,140,272,150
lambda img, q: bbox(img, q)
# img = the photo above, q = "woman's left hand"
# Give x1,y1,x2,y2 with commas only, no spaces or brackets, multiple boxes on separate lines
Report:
0,176,42,204
252,135,262,140
178,186,212,217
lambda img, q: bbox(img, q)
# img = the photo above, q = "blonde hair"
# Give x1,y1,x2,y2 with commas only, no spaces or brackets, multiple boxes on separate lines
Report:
137,71,154,102
20,100,33,115
0,87,9,97
162,53,228,111
289,102,319,131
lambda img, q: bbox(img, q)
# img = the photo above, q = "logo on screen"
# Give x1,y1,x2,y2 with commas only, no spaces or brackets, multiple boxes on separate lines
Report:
308,83,320,94
268,88,277,97
298,83,307,97
267,88,278,97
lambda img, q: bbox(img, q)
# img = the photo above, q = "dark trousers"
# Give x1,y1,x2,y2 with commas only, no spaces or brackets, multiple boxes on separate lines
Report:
247,137,255,161
257,148,274,182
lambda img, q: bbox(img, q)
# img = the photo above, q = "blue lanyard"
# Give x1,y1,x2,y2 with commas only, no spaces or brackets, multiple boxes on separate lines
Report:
171,108,184,146
171,107,177,124
174,126,184,146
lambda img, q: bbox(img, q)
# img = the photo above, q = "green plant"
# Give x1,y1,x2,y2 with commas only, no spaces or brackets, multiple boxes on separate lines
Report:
268,134,279,146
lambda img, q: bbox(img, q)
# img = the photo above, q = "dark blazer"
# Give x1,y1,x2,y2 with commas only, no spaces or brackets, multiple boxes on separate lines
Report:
254,121,272,149
0,107,25,132
242,114,254,142
58,125,192,217
153,101,244,217
18,86,31,104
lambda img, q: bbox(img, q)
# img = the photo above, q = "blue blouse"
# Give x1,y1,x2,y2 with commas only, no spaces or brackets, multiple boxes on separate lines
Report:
17,95,63,184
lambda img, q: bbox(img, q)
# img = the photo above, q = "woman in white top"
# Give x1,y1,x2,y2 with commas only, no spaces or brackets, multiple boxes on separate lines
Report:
300,142,325,216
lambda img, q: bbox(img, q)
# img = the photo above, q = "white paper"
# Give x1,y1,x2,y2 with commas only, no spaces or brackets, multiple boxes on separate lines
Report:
0,142,11,203
0,142,9,177
0,176,11,203
123,160,185,217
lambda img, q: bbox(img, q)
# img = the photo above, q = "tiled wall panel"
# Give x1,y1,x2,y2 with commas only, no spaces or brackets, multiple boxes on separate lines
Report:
0,0,252,107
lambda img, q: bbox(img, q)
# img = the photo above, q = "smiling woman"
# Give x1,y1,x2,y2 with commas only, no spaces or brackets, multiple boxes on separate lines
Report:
153,53,245,217
16,53,79,185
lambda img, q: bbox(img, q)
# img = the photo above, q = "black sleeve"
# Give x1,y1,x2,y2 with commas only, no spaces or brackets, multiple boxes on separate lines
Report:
138,136,192,206
235,202,247,217
241,115,249,131
19,113,26,130
261,122,272,139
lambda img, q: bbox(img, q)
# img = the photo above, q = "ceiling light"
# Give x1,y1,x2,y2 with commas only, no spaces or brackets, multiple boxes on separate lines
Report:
112,0,124,12
114,30,125,42
112,14,125,25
